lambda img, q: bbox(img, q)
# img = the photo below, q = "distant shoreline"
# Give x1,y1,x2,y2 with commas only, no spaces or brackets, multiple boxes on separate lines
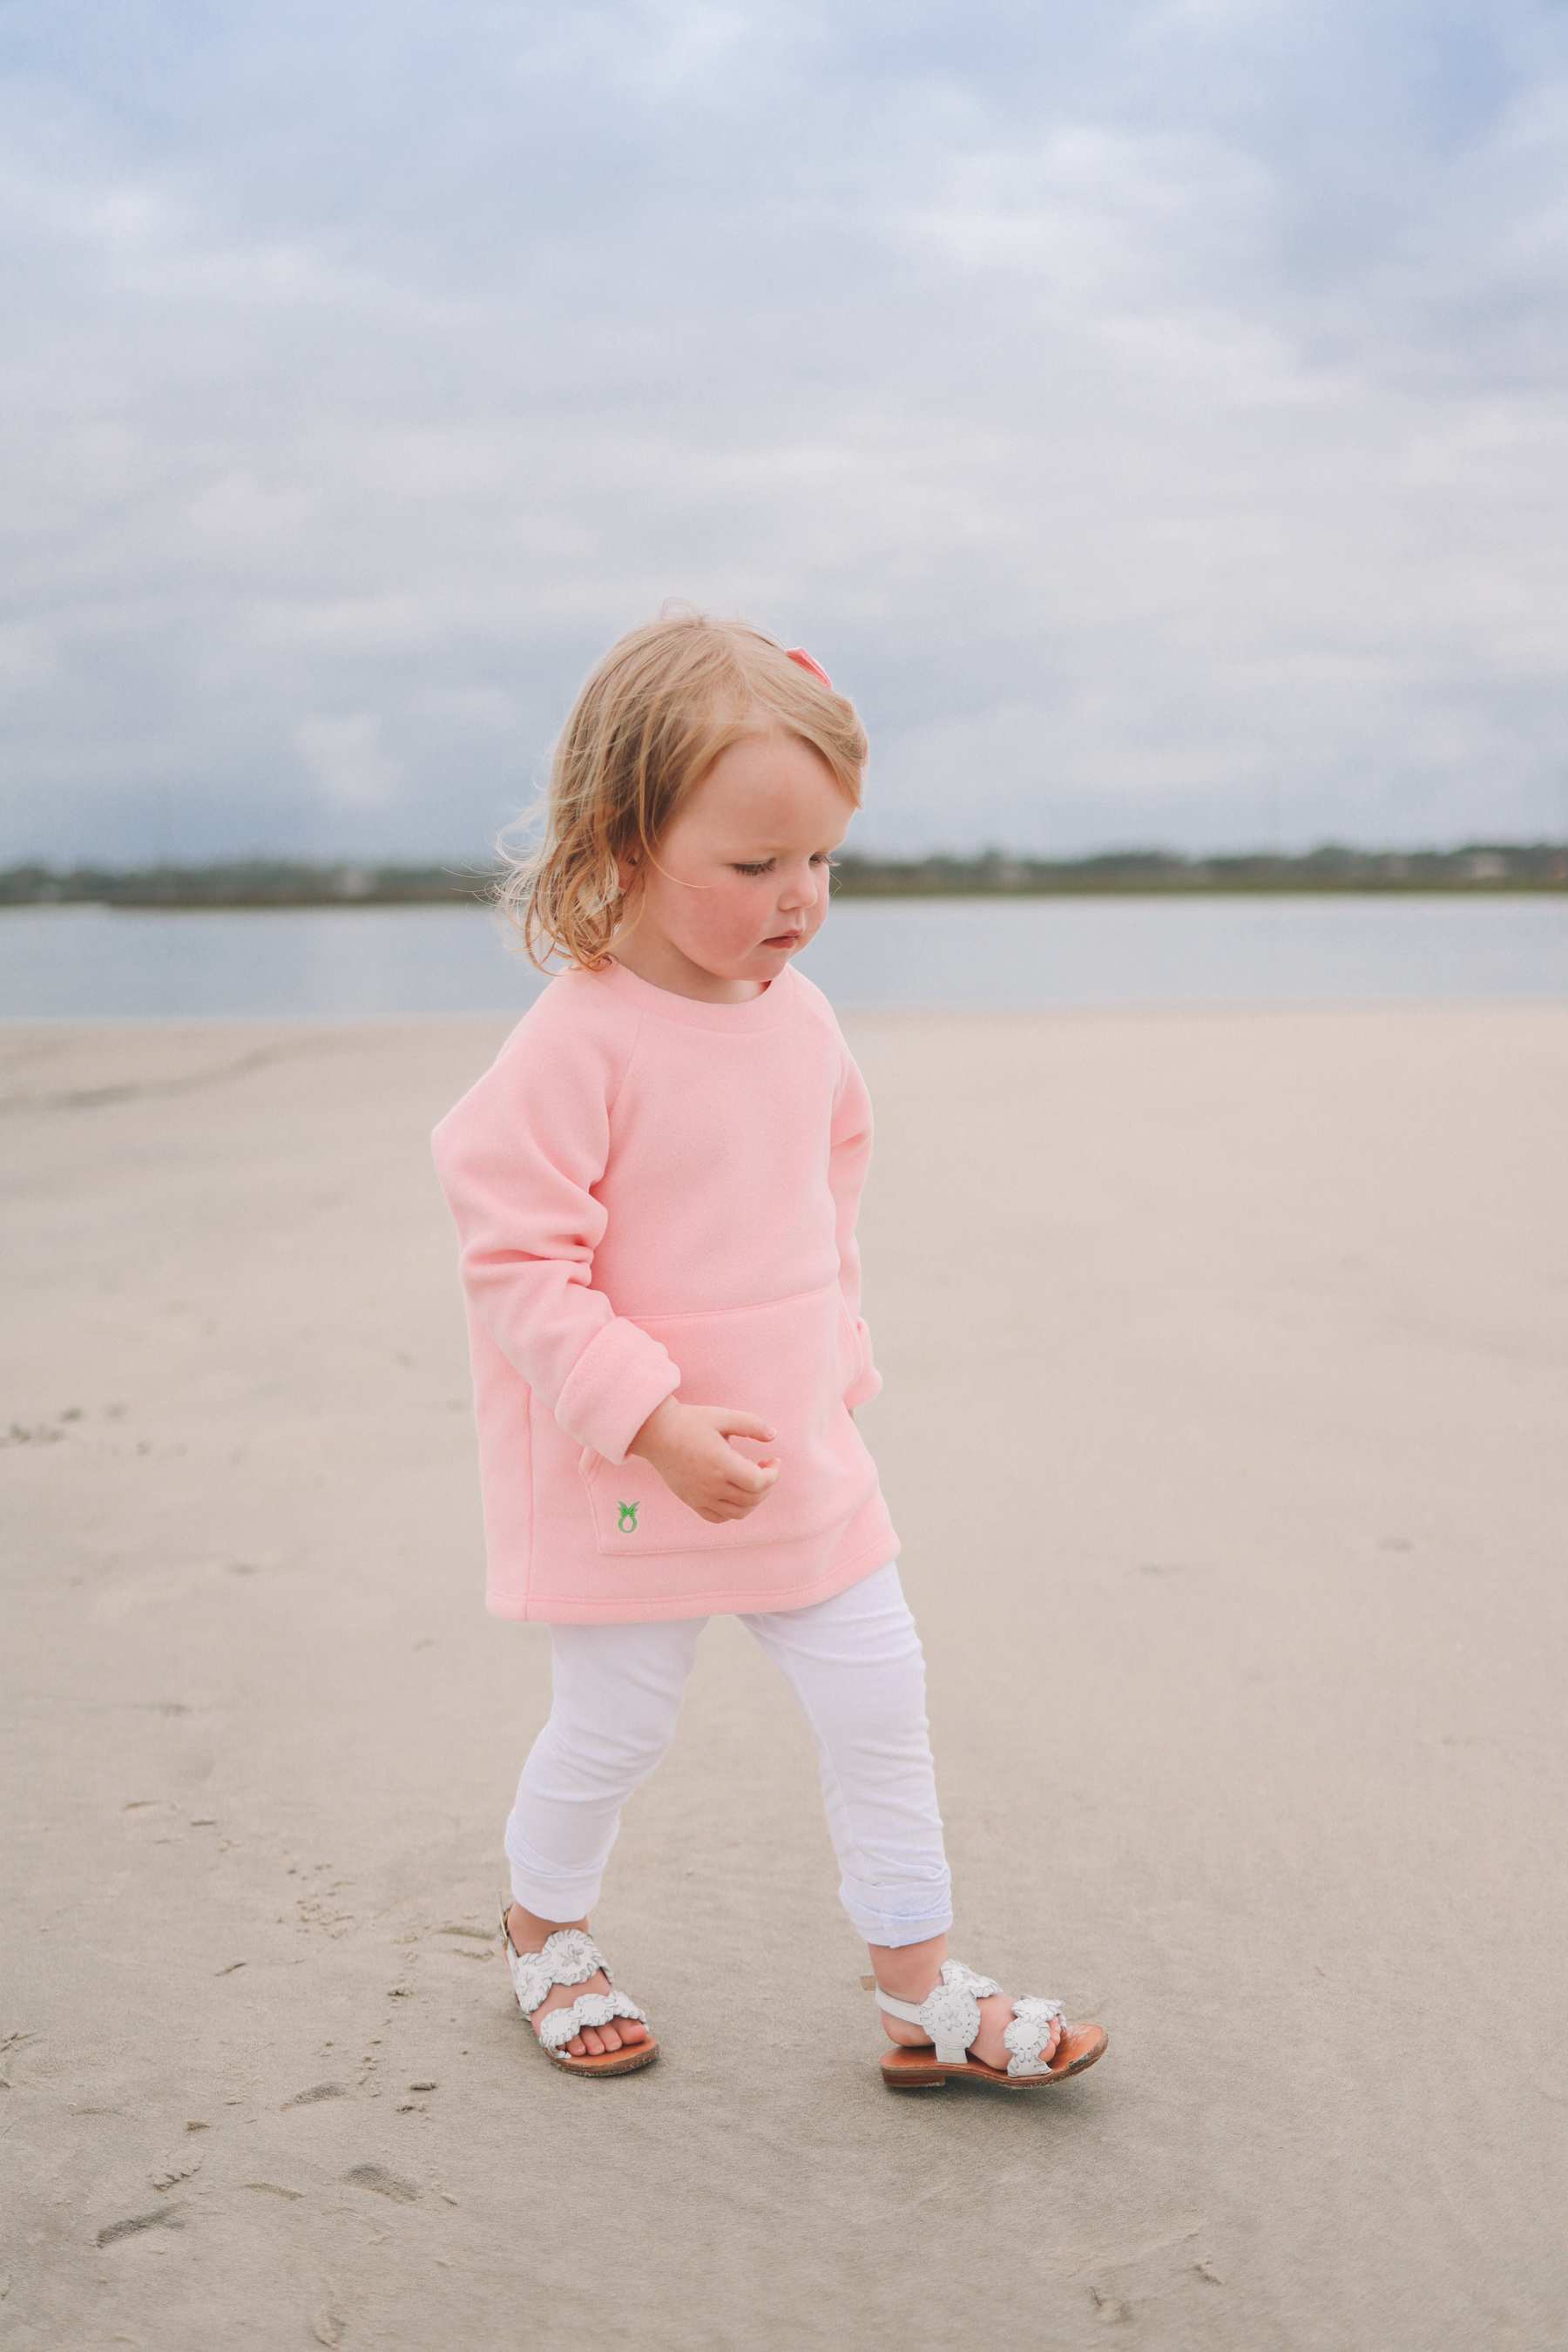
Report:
3,842,1565,909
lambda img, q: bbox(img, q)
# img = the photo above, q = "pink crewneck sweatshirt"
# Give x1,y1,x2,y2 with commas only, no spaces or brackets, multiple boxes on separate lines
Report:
431,959,897,1623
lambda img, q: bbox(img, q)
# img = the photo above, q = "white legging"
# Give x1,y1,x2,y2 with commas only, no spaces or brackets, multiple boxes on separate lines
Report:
506,1562,953,1950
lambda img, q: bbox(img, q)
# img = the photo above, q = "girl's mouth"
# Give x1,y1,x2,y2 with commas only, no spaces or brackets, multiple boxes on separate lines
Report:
763,931,805,950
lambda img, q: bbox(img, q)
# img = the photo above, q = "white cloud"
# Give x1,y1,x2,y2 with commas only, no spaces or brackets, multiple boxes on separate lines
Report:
297,713,401,809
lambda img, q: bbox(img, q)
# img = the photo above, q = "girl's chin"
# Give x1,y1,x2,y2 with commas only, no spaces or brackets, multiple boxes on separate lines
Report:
684,933,808,978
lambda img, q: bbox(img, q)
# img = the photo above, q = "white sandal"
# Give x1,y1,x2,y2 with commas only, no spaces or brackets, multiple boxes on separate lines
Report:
870,1959,1106,2092
499,1907,658,2076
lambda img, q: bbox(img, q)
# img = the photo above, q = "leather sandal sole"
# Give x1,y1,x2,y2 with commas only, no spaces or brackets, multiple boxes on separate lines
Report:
881,2021,1107,2092
543,2031,658,2088
541,2034,659,2077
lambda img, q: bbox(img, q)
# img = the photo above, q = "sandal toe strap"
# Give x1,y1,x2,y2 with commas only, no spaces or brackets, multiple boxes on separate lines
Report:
1003,1995,1066,2076
537,1990,647,2053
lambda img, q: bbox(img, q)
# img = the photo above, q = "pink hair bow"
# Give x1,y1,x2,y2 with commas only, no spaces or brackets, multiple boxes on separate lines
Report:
786,646,832,688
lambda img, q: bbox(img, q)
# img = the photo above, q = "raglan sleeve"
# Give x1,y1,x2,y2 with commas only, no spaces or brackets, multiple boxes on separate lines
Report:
430,1004,679,1464
828,1044,882,1413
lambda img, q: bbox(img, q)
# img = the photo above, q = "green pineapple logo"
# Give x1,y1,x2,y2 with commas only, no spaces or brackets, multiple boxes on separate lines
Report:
617,1501,639,1534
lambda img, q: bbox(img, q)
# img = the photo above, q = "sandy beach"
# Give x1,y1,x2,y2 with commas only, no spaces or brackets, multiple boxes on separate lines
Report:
3,1002,1565,2350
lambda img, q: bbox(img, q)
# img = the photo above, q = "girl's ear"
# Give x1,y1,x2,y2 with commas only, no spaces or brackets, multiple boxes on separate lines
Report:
616,849,641,897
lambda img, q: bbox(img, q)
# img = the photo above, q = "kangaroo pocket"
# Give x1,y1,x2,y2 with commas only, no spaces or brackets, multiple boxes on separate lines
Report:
578,1283,874,1557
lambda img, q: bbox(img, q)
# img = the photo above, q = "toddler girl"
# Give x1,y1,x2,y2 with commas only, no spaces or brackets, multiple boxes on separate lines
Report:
432,613,1107,2092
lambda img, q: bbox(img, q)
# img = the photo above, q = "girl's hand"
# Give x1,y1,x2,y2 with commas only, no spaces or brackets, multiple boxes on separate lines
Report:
626,1396,781,1524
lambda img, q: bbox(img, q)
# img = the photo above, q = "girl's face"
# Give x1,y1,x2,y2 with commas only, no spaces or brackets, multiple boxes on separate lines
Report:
612,730,853,1003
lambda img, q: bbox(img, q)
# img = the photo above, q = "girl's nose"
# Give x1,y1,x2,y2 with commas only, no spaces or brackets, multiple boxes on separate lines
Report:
777,863,820,912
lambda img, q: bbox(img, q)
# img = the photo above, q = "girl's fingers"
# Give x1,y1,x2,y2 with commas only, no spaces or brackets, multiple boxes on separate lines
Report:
711,1456,776,1495
685,1463,781,1518
714,1411,777,1443
725,1475,777,1504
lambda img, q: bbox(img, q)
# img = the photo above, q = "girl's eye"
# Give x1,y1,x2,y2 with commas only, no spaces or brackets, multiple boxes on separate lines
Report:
730,854,839,875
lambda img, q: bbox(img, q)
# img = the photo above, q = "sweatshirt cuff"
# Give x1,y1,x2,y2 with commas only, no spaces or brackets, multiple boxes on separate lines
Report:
556,1317,680,1465
843,1320,882,1414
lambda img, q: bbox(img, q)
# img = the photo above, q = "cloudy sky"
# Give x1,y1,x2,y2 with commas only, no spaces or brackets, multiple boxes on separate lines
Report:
3,0,1567,864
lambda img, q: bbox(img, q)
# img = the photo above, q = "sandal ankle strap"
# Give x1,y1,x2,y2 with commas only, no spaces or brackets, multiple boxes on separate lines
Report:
872,1960,1066,2074
871,1960,1001,2064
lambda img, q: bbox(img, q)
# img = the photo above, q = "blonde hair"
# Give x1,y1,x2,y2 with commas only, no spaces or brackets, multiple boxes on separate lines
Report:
498,611,867,970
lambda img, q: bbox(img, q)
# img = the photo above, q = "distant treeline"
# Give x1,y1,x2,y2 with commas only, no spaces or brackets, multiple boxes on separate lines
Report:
833,843,1568,896
0,860,495,909
3,841,1565,909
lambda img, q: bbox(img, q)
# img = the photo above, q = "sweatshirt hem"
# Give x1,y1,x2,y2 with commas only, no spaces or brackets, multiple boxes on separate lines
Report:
486,1523,900,1625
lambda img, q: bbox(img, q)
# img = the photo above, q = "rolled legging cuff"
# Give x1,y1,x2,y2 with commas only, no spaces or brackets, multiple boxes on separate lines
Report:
841,1879,955,1950
506,1830,603,1926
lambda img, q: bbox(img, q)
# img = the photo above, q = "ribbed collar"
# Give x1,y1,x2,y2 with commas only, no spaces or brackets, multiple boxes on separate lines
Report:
587,957,801,1033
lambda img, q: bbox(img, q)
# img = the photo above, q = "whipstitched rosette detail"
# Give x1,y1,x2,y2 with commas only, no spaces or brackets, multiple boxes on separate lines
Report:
536,1989,647,2052
914,1960,1004,2062
1001,1994,1066,2077
887,1961,1067,2072
499,1921,648,2056
504,1926,611,2016
503,1929,648,2060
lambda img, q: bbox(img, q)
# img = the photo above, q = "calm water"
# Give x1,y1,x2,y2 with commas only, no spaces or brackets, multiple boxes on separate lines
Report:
1,896,1565,1018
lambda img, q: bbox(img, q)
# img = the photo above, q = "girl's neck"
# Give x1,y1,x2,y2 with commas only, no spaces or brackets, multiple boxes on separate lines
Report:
605,936,768,1005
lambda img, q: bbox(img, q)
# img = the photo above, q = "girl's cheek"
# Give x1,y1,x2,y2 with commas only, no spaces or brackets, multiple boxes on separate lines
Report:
702,888,763,949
